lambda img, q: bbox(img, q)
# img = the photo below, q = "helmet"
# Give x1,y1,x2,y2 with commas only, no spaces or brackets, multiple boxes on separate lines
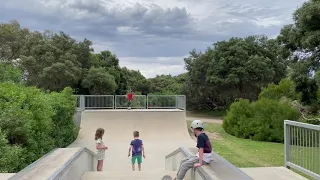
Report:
190,120,204,129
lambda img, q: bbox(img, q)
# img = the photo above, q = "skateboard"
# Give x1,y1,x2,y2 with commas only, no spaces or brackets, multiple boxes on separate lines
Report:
161,175,173,180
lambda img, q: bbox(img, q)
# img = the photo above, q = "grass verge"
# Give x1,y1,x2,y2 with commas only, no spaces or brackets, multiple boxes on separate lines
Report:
186,121,318,179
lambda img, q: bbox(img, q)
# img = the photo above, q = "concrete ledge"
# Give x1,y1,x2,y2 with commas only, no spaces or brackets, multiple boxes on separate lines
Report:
165,147,253,180
8,147,96,180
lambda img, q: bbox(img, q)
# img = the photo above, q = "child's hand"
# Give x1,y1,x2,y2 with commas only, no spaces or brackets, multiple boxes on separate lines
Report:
194,163,201,167
128,153,130,157
104,146,108,150
143,155,146,158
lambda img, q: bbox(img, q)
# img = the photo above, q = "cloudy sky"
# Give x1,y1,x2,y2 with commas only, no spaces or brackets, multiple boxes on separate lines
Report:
1,0,306,78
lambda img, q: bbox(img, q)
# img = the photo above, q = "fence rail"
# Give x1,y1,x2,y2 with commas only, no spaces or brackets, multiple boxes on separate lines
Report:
284,120,320,179
76,95,186,111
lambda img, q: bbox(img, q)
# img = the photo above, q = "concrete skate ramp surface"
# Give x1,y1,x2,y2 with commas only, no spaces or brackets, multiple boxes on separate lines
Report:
69,109,195,172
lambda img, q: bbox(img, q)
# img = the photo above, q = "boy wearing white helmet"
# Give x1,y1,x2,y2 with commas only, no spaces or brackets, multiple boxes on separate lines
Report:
174,120,212,180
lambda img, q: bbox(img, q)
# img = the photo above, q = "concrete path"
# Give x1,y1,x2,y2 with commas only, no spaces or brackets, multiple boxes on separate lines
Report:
240,167,308,180
0,174,15,180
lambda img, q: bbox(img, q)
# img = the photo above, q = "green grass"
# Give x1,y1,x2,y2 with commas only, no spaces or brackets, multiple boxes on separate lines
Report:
187,110,226,118
187,121,284,167
186,121,319,179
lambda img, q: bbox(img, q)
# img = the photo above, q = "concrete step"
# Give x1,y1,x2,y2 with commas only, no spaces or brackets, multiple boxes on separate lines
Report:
81,171,177,180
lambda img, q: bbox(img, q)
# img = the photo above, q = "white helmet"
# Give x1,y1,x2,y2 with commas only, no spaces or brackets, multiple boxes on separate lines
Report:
191,120,204,129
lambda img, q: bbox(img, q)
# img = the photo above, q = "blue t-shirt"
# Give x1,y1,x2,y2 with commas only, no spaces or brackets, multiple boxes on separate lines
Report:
130,139,143,156
196,133,212,153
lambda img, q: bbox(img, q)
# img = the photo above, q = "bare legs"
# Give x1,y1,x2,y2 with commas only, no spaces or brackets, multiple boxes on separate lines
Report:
97,160,104,171
132,163,141,171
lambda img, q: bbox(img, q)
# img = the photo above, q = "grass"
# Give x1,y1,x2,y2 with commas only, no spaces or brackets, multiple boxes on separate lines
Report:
187,121,284,167
186,121,319,179
186,110,226,119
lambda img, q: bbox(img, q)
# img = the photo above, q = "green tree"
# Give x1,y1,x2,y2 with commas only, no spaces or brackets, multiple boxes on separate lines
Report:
0,20,29,62
82,67,118,95
184,36,287,110
278,0,320,105
0,62,22,83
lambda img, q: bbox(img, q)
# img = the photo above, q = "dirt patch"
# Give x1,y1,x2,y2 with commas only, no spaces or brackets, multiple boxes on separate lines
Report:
188,130,222,141
205,131,222,140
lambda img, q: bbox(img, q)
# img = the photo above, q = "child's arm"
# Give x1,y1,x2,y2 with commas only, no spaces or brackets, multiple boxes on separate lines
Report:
128,145,132,157
198,148,204,165
142,144,145,158
96,143,107,150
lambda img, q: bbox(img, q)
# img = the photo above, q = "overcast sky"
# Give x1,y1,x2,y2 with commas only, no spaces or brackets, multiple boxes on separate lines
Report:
0,0,306,78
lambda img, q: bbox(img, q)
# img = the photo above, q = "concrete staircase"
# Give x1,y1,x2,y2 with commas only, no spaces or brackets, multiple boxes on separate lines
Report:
81,171,177,180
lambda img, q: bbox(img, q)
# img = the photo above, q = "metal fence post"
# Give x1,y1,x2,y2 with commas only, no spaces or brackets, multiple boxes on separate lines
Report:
284,121,290,168
146,95,149,109
80,95,85,110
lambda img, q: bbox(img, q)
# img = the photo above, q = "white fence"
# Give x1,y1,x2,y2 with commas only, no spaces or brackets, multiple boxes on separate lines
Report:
284,120,320,179
76,95,186,110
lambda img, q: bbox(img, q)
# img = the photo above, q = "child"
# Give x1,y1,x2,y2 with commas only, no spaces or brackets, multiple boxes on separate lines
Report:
95,128,108,171
128,131,145,171
127,90,133,110
174,120,212,180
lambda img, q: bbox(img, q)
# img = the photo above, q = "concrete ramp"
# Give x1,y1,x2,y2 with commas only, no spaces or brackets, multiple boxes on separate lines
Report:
69,109,195,173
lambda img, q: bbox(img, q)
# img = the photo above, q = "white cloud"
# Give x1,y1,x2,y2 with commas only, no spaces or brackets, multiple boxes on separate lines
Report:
0,0,307,78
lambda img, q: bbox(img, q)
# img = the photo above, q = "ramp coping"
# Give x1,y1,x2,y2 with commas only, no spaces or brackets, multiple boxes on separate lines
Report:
165,147,213,180
165,147,253,180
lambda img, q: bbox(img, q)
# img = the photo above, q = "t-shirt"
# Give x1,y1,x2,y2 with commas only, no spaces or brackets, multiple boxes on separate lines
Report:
196,133,212,163
128,93,133,100
130,139,143,156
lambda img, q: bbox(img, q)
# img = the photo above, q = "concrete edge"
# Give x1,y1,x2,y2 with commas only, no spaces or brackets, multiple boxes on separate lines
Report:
165,147,213,180
49,147,85,180
8,148,58,180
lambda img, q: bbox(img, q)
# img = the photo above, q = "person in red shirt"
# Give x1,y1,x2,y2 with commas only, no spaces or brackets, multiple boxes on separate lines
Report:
127,90,133,110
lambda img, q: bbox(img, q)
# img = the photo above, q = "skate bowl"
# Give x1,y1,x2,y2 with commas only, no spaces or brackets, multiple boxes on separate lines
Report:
7,109,253,180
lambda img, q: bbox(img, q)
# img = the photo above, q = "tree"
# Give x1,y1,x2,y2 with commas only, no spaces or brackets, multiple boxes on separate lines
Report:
278,0,320,105
184,36,287,110
82,67,118,95
0,62,22,83
0,20,29,62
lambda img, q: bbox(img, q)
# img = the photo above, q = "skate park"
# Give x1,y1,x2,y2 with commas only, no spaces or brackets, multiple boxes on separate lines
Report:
3,95,317,180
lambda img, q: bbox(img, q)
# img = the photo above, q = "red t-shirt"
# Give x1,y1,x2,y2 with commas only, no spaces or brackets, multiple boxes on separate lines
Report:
128,93,133,100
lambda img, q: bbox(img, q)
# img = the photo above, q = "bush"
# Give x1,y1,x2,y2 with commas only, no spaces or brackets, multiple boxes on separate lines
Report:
0,82,78,172
48,87,79,147
259,78,300,101
223,98,301,143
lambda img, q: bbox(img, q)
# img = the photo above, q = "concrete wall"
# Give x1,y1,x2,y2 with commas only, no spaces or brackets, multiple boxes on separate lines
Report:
52,148,96,180
165,147,253,180
73,109,82,128
8,148,96,180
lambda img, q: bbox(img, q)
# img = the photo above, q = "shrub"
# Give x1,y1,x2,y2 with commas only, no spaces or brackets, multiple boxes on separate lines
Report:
0,83,78,172
259,78,300,101
223,98,301,143
48,87,79,147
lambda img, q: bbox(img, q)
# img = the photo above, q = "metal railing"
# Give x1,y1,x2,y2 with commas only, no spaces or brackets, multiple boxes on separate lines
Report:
284,120,320,179
115,95,146,109
147,95,176,109
76,95,186,110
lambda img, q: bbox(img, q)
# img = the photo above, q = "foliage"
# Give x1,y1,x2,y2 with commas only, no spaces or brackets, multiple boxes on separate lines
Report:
278,0,320,105
0,62,22,83
82,67,118,95
223,98,301,143
184,36,287,110
258,78,301,101
48,87,79,147
0,83,78,173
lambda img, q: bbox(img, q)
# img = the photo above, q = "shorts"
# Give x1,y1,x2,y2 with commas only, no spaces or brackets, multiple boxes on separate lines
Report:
131,155,142,164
